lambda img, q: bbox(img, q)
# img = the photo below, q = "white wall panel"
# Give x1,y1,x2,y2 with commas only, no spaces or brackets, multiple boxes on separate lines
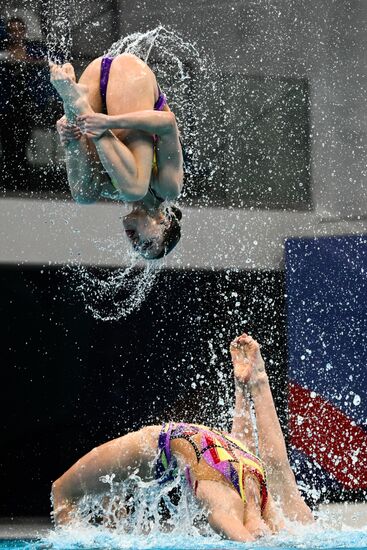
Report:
0,198,365,269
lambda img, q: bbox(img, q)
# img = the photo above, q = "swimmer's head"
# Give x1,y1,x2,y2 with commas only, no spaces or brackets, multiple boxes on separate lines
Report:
123,206,182,260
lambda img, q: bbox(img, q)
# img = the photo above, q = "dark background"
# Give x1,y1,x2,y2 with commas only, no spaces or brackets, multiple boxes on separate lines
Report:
0,265,286,516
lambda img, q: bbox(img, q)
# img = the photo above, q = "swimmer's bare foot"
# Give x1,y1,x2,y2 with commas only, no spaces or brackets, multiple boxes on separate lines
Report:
230,335,253,385
49,62,91,116
231,333,267,387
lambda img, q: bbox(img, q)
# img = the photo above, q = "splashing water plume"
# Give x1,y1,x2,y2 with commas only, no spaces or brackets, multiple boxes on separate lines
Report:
45,469,367,549
46,475,215,549
65,258,162,322
42,481,367,550
50,25,222,321
45,0,77,62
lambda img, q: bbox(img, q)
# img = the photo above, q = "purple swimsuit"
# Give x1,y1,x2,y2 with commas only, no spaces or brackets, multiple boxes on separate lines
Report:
100,56,167,113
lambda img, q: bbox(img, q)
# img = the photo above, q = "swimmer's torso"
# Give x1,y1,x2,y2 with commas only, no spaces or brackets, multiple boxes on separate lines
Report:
155,422,268,511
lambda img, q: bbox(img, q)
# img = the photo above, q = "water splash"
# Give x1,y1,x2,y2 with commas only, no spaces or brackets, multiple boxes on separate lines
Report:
40,495,367,549
46,474,214,549
64,258,162,322
45,471,367,548
45,0,77,62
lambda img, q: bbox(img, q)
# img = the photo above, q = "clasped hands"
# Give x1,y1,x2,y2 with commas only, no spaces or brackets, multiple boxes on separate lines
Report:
56,113,111,145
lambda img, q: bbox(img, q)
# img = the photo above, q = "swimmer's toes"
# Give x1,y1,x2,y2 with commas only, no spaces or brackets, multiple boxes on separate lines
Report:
234,360,253,385
243,339,260,361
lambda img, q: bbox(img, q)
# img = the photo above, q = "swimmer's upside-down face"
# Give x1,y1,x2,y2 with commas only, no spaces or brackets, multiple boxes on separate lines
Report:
123,210,168,260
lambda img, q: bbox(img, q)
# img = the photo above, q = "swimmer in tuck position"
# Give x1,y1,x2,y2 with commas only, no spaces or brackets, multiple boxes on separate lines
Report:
52,332,313,542
50,54,183,259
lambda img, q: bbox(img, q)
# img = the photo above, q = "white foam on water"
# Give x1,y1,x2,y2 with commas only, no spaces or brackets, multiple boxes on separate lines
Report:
41,513,367,550
43,473,367,549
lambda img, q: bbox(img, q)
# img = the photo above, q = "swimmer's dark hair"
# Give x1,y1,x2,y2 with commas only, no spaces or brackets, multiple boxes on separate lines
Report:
152,206,182,260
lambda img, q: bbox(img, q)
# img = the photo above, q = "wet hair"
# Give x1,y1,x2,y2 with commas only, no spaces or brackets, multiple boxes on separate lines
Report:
150,206,182,260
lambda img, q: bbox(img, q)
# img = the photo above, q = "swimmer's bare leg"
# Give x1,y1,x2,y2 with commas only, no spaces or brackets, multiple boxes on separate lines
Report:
50,62,106,203
242,334,314,523
49,62,94,119
229,336,256,453
51,59,154,202
50,62,147,203
52,426,159,526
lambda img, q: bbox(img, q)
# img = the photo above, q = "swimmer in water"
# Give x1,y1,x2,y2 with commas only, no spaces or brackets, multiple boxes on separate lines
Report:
49,54,183,259
52,332,313,541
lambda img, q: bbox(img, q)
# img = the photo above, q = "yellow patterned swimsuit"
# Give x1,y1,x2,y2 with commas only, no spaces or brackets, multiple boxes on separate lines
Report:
155,422,268,511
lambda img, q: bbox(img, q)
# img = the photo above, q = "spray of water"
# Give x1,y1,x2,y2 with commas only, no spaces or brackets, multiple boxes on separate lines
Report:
48,25,223,321
65,259,162,322
45,0,77,62
46,474,215,549
43,476,367,549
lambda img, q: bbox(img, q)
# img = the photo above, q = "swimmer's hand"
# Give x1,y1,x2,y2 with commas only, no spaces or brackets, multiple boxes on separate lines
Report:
77,113,111,139
52,500,78,526
56,115,82,146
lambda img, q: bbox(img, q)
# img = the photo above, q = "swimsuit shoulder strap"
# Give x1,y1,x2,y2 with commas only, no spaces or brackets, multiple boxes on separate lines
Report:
100,56,114,114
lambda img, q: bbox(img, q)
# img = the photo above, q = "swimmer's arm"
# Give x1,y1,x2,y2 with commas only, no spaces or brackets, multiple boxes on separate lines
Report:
78,112,183,200
92,130,154,201
62,119,153,202
57,115,106,204
51,437,130,525
78,110,179,138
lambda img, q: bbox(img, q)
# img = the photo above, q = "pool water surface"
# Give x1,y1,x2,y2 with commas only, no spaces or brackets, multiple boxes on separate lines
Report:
1,527,367,550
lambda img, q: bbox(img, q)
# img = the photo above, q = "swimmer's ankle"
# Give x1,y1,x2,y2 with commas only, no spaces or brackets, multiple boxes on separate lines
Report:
74,97,93,115
63,98,92,121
